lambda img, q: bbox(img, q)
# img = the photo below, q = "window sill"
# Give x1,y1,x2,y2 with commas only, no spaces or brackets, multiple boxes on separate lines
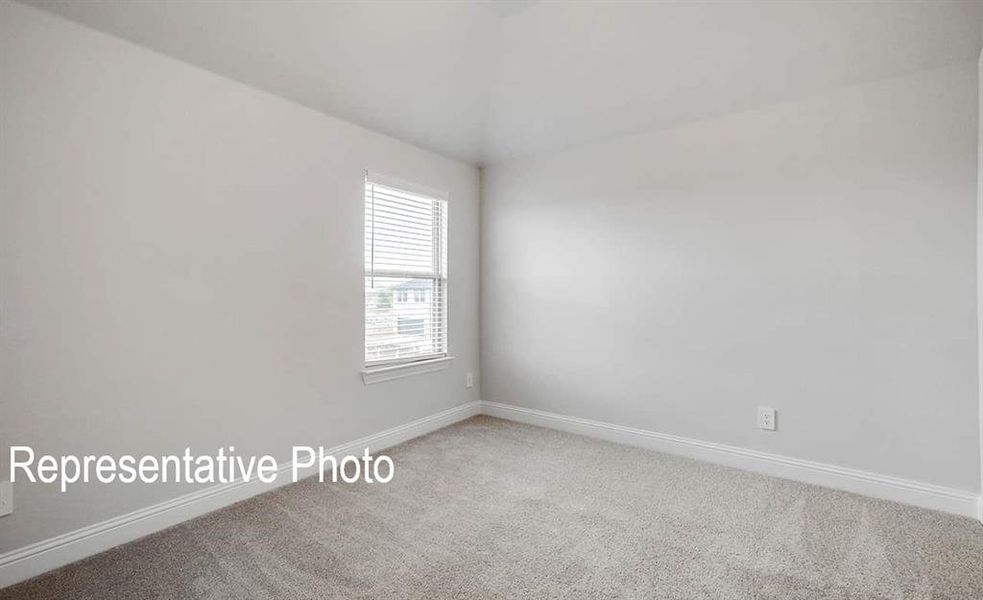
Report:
361,356,454,385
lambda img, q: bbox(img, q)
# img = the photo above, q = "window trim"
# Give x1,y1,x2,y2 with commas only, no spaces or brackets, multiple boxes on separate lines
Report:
361,355,455,385
365,171,448,202
367,352,447,370
362,171,449,373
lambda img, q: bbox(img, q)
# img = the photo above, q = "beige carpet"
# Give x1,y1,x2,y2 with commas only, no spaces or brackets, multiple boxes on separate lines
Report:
3,415,982,599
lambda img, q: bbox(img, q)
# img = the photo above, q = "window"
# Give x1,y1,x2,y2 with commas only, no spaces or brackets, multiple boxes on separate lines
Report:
397,317,425,336
364,174,447,366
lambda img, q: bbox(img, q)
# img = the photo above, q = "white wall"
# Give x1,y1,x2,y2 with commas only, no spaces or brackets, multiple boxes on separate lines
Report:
482,63,981,495
0,2,480,554
978,49,983,518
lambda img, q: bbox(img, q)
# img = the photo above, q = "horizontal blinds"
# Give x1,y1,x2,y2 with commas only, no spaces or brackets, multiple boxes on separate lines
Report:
365,178,448,365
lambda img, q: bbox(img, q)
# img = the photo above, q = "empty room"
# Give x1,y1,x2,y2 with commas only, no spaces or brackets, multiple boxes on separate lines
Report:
2,0,983,598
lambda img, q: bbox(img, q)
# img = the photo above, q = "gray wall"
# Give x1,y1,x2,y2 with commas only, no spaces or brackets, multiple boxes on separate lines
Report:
0,2,480,554
978,50,983,507
482,63,981,494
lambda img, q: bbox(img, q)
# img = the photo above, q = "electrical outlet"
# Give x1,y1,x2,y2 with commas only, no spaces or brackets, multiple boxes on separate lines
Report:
466,372,474,388
757,407,776,431
0,481,12,518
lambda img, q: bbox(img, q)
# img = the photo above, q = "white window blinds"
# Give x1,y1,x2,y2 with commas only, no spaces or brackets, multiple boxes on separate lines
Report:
364,175,448,366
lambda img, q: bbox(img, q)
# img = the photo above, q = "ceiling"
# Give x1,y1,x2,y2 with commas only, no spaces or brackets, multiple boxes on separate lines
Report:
22,0,983,166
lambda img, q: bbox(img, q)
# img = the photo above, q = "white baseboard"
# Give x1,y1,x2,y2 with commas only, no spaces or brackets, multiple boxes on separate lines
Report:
480,401,982,521
0,401,481,589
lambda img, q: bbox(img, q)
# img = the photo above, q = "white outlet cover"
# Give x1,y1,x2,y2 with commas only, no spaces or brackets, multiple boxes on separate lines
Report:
0,481,12,517
466,372,474,388
757,406,776,431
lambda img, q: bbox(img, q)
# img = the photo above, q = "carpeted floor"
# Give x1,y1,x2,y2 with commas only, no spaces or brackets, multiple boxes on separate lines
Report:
3,415,982,599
